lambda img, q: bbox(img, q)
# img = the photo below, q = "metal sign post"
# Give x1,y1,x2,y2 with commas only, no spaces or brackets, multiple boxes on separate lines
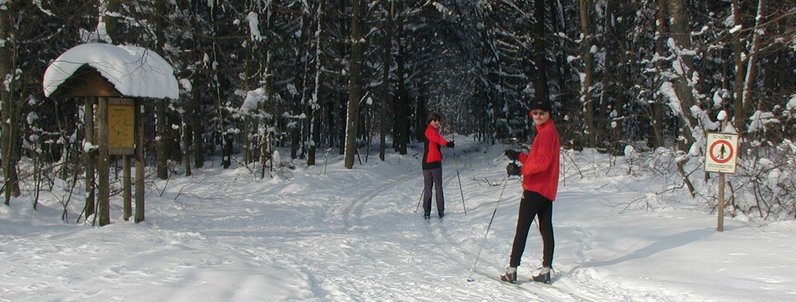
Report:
705,132,739,232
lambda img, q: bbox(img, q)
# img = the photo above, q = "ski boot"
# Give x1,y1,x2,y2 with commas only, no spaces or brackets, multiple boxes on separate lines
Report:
499,267,517,283
531,267,551,284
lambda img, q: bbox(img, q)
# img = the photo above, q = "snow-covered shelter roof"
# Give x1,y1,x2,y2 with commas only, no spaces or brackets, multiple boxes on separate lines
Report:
43,43,178,99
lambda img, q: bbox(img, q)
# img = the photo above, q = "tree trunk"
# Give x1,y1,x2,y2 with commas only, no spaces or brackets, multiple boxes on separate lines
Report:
415,94,426,142
603,0,622,150
335,0,347,156
394,0,409,155
307,2,324,166
290,123,300,160
578,0,596,147
378,1,395,161
0,0,10,204
533,0,549,105
649,0,668,148
182,116,192,176
379,1,393,161
344,0,364,169
191,83,204,168
731,0,746,135
738,0,767,137
666,0,699,197
667,0,698,148
103,0,122,43
156,100,168,179
1,2,21,204
260,45,275,174
260,132,273,178
395,40,409,155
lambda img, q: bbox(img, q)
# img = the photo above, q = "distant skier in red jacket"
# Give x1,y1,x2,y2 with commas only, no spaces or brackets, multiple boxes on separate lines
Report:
500,100,560,284
422,112,454,220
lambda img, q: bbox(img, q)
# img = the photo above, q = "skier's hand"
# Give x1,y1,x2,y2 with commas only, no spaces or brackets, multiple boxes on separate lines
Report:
506,163,521,177
446,141,455,148
504,149,519,161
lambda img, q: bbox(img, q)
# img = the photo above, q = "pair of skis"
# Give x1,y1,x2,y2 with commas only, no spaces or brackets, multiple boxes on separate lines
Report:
414,169,468,216
468,268,553,285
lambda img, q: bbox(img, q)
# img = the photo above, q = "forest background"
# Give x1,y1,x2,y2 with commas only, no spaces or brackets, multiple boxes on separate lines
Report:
1,0,795,222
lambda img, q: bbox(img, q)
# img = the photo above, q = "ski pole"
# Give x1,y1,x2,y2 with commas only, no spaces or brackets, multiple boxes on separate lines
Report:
414,188,423,213
456,169,467,215
470,176,509,272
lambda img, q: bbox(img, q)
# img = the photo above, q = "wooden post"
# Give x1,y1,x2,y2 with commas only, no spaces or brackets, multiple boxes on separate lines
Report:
717,173,725,232
84,98,96,218
123,155,132,221
98,97,110,226
716,119,727,232
135,101,145,223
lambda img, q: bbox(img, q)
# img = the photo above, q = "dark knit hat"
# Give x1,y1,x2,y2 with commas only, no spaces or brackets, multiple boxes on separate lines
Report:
529,100,552,113
426,112,442,124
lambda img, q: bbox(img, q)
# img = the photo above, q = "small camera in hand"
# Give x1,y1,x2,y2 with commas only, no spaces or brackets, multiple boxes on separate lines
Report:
506,163,521,176
446,140,455,148
504,149,519,161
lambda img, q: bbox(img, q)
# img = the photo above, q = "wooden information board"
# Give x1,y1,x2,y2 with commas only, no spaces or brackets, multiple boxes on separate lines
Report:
108,98,135,155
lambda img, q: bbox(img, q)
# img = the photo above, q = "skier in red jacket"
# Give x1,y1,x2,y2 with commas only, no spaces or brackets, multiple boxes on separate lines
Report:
422,112,454,220
500,100,560,284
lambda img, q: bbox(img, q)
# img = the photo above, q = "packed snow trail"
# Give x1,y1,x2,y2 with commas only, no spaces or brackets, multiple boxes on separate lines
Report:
3,139,793,301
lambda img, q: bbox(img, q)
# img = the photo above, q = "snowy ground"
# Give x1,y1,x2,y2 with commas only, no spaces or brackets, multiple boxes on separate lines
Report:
2,137,795,301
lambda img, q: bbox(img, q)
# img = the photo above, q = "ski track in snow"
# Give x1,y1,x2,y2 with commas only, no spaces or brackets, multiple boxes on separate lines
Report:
4,141,786,301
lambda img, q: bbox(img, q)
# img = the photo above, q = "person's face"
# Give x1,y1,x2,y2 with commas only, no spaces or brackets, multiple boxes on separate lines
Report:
529,110,550,126
430,119,440,128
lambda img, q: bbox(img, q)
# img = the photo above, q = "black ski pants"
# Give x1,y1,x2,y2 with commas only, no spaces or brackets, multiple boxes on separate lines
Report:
422,167,445,216
509,190,554,268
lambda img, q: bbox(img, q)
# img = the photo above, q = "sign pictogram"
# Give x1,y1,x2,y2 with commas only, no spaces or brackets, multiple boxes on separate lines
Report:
705,133,738,173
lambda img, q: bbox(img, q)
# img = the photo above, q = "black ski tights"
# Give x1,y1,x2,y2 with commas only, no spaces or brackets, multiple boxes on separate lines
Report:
508,190,554,268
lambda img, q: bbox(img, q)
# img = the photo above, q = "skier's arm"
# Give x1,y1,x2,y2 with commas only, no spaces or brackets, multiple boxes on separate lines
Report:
425,127,448,146
520,132,555,176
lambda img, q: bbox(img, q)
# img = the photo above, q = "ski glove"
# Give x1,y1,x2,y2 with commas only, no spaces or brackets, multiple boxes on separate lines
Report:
506,163,521,176
446,141,455,148
504,149,519,161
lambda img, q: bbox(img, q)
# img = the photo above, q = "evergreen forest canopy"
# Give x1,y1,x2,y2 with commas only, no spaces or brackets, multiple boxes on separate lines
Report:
1,1,795,220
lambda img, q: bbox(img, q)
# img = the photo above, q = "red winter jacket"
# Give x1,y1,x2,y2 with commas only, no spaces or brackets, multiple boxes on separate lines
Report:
423,124,449,169
517,120,560,201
